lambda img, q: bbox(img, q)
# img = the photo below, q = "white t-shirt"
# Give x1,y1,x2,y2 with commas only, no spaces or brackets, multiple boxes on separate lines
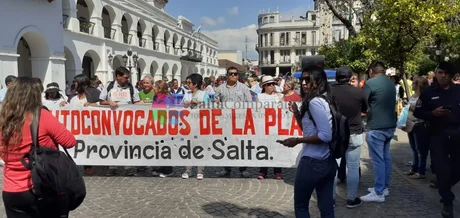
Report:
42,96,67,110
182,90,210,103
69,95,88,109
257,93,283,103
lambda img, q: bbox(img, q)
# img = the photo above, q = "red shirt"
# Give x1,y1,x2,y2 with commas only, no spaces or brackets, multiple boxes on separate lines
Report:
283,92,302,102
1,109,76,192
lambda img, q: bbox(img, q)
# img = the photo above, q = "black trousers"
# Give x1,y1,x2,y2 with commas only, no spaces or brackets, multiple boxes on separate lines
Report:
224,167,247,173
430,128,460,204
259,167,282,175
3,190,68,218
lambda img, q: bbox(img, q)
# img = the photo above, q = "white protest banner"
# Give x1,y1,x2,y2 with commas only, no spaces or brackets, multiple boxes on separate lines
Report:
50,103,304,167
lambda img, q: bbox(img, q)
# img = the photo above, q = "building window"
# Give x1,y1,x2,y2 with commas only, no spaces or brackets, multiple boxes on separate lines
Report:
311,14,317,21
301,32,307,45
258,17,262,25
296,49,306,56
311,48,316,55
280,50,290,63
333,30,341,42
269,16,275,23
280,33,285,46
263,17,268,24
286,32,290,45
311,31,316,45
270,33,274,46
264,33,268,47
295,32,301,45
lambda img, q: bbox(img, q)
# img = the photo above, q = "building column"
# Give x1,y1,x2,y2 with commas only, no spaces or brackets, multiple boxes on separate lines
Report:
49,55,67,91
157,36,165,53
0,53,20,87
112,23,123,43
129,29,139,47
90,16,103,38
144,32,153,50
30,57,51,85
63,6,79,32
65,68,83,83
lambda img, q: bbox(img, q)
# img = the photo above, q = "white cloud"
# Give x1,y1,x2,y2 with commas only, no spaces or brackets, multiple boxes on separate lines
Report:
227,6,239,15
202,24,259,59
201,16,226,26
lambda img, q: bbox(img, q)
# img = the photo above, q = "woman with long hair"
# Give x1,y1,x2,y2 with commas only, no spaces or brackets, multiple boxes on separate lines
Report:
150,80,175,178
0,77,76,217
68,74,101,175
281,65,337,217
405,76,430,179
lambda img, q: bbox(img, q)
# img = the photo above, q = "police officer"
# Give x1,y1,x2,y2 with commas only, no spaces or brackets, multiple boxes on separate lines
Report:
414,61,460,218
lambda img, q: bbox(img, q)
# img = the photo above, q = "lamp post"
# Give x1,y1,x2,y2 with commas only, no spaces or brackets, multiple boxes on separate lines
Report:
122,49,139,82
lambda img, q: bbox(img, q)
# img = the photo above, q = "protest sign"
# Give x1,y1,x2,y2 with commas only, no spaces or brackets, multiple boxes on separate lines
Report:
50,103,303,167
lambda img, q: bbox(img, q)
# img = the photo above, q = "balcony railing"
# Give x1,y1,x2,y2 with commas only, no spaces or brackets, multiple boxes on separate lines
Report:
165,45,170,53
139,38,146,47
180,50,203,62
123,33,132,44
62,14,69,29
154,42,159,51
104,27,116,39
175,48,180,55
280,59,291,64
79,19,94,34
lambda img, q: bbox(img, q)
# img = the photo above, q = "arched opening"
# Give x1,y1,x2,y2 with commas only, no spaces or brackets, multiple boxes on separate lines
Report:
162,63,169,78
187,39,192,51
172,34,179,55
181,66,188,82
64,47,76,83
200,68,205,75
207,69,210,77
150,61,160,81
112,55,124,72
77,0,94,34
193,42,197,53
152,25,159,50
200,45,204,54
194,66,199,74
82,50,100,79
121,14,132,44
137,20,146,47
102,6,115,39
16,32,50,80
188,66,194,75
172,64,178,81
164,30,170,53
137,58,146,78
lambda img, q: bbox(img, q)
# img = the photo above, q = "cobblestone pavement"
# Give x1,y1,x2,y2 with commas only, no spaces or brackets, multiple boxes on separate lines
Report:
0,130,458,217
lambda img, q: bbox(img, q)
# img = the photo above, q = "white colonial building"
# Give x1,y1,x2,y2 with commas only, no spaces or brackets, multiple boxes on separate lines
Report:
0,0,219,89
256,10,321,76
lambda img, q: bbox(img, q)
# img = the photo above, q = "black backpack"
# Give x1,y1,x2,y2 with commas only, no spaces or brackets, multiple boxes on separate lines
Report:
106,81,135,103
21,109,86,214
307,96,350,159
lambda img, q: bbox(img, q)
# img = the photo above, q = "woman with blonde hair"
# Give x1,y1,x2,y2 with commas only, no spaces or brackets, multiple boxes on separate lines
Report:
0,77,76,217
282,79,301,102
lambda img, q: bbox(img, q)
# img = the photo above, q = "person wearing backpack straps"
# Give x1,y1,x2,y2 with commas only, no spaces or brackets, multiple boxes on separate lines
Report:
0,77,78,218
99,66,141,176
279,65,337,218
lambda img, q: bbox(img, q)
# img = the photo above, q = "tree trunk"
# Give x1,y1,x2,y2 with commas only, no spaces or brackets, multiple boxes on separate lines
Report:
399,63,411,100
324,0,358,37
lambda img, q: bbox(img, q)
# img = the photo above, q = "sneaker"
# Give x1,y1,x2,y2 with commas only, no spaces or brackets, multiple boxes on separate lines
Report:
105,169,117,177
442,203,454,218
346,198,363,209
367,187,389,196
159,172,174,178
151,171,160,177
197,171,204,180
182,171,191,179
360,192,385,203
257,173,265,180
125,168,136,176
217,170,231,178
409,173,425,179
275,173,283,180
404,170,416,176
241,171,250,178
85,167,95,175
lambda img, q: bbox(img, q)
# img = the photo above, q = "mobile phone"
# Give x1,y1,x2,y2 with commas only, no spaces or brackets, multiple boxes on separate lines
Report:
443,105,453,111
276,140,284,144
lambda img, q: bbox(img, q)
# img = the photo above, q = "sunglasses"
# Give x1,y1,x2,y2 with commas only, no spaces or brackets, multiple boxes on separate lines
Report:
301,76,311,83
264,83,275,87
227,72,239,77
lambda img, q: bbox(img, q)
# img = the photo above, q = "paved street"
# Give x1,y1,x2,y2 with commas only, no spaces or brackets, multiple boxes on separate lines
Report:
0,130,458,217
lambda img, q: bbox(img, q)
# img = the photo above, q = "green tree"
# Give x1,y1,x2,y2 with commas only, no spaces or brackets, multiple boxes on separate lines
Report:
360,0,460,97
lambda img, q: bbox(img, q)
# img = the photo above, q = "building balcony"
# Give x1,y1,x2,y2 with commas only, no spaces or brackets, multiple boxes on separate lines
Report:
79,19,94,34
180,50,203,62
104,27,116,39
62,14,69,29
123,33,132,44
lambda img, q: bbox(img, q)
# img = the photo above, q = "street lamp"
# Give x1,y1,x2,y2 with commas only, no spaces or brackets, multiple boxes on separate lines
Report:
108,54,113,63
122,49,139,82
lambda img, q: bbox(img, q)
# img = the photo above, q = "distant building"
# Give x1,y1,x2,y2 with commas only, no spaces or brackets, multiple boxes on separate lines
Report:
218,50,243,66
218,59,245,76
256,9,320,76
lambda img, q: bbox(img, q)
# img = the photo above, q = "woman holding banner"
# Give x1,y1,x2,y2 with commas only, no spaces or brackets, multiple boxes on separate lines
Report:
0,77,77,217
256,75,284,180
151,80,175,178
181,73,210,180
281,65,337,217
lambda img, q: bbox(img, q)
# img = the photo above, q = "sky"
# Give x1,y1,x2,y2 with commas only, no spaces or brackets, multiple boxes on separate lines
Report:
166,0,315,59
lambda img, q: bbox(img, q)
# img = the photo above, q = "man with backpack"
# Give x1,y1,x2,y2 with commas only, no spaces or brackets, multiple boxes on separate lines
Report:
360,61,397,203
331,66,368,208
100,66,141,176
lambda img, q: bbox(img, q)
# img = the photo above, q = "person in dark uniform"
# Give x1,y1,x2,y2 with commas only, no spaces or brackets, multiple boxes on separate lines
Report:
414,61,460,218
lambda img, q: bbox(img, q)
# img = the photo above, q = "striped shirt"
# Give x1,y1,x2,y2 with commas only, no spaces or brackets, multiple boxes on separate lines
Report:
214,81,252,102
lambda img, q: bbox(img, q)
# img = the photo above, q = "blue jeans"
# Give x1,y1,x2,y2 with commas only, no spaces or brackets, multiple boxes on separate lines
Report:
333,134,363,200
407,123,430,175
366,128,395,196
295,156,337,218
